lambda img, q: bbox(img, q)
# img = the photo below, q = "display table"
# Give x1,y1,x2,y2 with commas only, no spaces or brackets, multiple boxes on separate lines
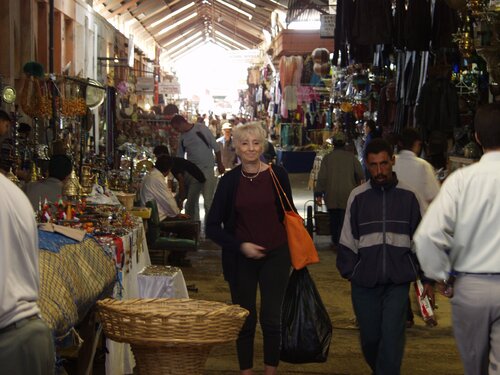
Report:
138,265,189,299
276,150,316,173
104,221,151,375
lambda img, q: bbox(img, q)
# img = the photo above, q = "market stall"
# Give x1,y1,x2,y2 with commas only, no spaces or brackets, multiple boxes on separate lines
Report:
34,195,153,374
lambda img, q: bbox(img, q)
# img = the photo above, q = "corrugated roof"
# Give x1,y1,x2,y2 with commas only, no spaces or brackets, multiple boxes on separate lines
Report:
95,0,288,60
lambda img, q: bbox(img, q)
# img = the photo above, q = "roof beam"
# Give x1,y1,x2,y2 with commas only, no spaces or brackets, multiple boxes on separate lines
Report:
155,18,203,45
214,35,244,50
169,38,207,59
109,0,140,16
162,25,205,48
165,29,205,53
214,13,261,44
214,30,251,48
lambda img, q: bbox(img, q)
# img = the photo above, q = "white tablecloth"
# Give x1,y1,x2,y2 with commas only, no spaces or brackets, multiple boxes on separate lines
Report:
105,221,151,375
137,266,189,299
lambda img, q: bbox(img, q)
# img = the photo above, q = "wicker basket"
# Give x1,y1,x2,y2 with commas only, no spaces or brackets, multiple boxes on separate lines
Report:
96,298,248,375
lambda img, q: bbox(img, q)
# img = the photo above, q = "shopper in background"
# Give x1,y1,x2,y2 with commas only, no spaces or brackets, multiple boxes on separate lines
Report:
393,127,441,327
394,128,440,210
217,122,238,170
414,103,500,375
171,114,225,221
153,145,205,209
337,138,434,375
206,123,294,375
140,154,185,221
24,154,73,210
163,103,179,120
262,140,277,164
361,119,380,179
0,118,55,374
314,131,364,249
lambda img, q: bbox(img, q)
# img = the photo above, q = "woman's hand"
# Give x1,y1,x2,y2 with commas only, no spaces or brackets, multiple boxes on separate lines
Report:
240,242,267,259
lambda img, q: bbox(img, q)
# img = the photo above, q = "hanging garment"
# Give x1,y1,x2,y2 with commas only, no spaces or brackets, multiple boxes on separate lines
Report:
377,81,397,131
405,0,432,51
351,0,393,46
394,0,406,50
432,0,460,49
416,78,460,140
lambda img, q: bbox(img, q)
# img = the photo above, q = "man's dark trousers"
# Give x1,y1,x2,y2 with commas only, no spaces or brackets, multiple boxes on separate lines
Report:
328,208,345,246
351,282,410,375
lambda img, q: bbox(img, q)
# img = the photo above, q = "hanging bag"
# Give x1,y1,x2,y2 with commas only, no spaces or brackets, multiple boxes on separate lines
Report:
269,167,319,270
281,267,333,363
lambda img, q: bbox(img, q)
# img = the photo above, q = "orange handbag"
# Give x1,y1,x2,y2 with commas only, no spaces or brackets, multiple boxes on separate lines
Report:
269,168,319,270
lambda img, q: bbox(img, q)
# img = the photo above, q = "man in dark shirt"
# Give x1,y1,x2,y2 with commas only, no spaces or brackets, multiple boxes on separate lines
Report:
153,145,205,209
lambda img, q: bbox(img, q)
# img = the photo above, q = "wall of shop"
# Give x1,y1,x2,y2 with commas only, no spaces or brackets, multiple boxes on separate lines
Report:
0,0,134,94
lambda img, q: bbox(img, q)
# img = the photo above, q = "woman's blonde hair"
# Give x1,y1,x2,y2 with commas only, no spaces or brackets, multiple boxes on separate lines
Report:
232,122,267,145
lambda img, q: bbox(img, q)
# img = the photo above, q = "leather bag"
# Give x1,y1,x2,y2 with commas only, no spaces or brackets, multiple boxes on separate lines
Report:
269,167,319,270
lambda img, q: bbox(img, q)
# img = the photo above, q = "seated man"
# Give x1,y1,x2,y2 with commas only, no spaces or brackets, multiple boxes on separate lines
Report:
140,154,198,266
24,154,72,210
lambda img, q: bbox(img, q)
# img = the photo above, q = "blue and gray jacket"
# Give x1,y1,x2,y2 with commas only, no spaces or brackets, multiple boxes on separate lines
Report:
337,174,425,287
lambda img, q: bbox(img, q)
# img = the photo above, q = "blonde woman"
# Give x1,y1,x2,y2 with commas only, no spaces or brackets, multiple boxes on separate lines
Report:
206,123,295,375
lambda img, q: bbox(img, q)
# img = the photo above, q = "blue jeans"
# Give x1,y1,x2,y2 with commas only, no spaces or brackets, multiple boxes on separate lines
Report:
351,282,410,375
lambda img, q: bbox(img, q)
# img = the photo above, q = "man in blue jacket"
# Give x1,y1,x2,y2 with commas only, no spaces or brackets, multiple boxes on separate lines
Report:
337,138,434,375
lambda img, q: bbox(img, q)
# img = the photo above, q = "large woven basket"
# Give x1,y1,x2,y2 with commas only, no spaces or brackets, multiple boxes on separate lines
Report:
96,298,248,375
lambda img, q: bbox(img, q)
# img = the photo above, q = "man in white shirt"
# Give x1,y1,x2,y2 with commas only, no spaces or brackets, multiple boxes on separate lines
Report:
393,127,441,327
0,112,55,374
140,154,182,221
393,128,440,210
414,103,500,375
140,154,198,266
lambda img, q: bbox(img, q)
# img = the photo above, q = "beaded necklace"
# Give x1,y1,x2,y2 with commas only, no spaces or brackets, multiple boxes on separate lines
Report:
240,163,261,182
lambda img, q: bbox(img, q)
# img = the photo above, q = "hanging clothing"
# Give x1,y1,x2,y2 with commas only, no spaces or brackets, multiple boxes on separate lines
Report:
404,0,432,51
416,78,460,140
377,81,397,132
351,0,393,46
432,0,460,49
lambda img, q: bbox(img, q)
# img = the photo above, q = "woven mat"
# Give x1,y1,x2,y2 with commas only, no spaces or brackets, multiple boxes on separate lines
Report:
39,237,116,337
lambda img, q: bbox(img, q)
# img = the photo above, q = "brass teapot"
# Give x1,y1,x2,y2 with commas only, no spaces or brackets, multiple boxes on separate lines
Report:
80,165,95,195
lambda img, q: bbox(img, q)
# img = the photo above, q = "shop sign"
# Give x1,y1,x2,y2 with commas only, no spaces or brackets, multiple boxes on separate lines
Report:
158,81,180,95
136,77,154,93
320,14,335,38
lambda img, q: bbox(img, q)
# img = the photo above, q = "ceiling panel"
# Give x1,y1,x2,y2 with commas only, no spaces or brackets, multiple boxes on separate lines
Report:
95,0,288,55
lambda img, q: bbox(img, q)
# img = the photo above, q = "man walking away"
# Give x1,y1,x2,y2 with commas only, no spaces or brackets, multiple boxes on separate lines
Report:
393,127,441,326
314,131,364,248
414,103,500,375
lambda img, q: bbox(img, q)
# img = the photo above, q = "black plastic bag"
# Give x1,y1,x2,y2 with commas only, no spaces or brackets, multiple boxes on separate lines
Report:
280,267,333,364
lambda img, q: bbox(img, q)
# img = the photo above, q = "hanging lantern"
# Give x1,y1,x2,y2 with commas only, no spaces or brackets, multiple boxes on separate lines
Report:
453,16,475,59
467,0,487,16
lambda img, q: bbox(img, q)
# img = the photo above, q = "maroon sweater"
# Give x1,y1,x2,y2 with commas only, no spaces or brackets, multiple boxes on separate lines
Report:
235,170,287,251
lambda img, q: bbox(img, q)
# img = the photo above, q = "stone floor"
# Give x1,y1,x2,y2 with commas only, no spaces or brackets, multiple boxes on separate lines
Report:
180,173,464,375
73,173,464,375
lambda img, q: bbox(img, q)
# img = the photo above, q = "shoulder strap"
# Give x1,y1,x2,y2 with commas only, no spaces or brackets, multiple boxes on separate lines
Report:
269,167,294,213
196,131,210,148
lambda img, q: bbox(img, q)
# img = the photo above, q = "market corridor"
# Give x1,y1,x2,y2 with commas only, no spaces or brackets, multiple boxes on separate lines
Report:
180,172,464,375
